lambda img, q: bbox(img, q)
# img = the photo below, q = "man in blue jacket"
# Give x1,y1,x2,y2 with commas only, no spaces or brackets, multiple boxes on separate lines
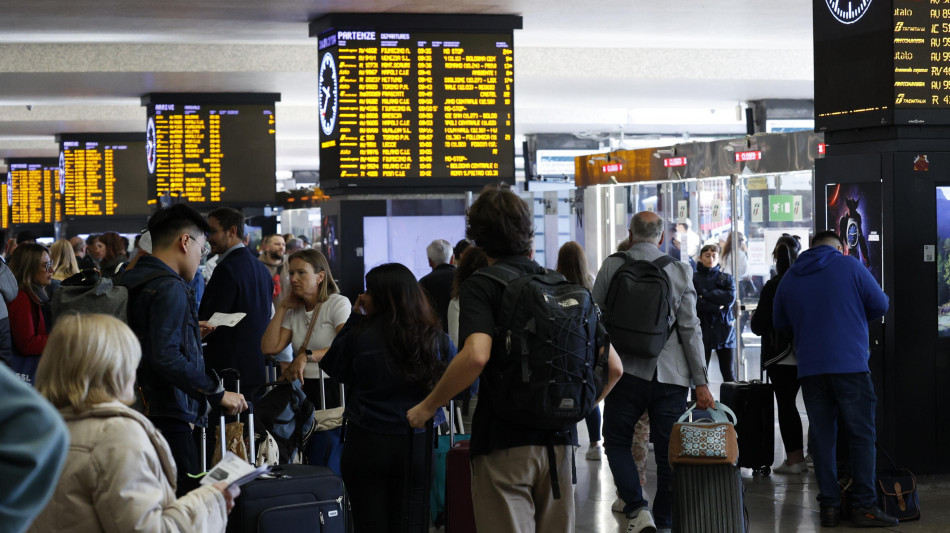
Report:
773,230,894,528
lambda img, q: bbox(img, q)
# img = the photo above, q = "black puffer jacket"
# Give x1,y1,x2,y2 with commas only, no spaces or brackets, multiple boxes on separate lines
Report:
693,264,736,349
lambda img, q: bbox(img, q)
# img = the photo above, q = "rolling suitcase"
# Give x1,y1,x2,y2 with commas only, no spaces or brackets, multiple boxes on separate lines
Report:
431,402,471,527
445,402,476,533
672,464,746,533
670,403,746,533
719,380,775,475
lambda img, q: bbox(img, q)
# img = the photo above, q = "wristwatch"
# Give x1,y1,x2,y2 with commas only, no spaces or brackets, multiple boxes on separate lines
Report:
305,349,313,362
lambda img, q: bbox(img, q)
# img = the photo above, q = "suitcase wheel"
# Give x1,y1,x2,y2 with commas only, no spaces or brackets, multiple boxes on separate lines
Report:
753,466,772,477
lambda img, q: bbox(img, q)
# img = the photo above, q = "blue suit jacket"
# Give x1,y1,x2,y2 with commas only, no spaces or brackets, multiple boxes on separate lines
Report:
199,246,274,392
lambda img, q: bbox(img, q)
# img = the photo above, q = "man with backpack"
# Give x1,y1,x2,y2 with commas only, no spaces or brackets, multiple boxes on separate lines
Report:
408,185,622,533
592,211,714,533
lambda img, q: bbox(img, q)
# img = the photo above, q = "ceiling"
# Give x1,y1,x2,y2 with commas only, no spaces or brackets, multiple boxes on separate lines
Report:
0,0,815,173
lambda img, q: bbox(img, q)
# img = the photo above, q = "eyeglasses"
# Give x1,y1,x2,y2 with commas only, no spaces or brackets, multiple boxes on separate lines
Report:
42,261,53,271
186,234,211,258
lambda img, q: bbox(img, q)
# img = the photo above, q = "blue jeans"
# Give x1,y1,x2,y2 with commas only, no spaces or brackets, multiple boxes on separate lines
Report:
800,372,877,509
585,404,602,444
604,373,687,526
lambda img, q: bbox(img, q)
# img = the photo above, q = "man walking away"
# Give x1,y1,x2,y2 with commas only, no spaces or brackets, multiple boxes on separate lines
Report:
773,230,894,528
592,211,714,533
409,185,623,533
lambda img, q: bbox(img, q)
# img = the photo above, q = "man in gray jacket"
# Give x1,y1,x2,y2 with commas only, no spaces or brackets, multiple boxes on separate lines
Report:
592,211,713,533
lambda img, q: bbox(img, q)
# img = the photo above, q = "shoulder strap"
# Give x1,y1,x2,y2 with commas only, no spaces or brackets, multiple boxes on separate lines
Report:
652,255,675,269
474,262,523,287
297,302,322,355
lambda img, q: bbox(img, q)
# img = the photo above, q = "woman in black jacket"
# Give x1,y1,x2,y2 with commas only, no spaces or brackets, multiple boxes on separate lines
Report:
321,262,453,533
693,244,737,382
750,234,807,474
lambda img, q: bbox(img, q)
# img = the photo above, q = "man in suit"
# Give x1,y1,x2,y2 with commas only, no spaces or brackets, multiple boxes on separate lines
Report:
591,211,713,533
199,207,274,395
418,239,455,332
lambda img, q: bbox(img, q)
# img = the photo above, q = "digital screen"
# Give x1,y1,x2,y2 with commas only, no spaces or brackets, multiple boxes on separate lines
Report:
814,0,950,129
938,186,950,337
60,137,148,217
362,215,466,281
317,31,515,183
144,99,277,206
6,159,59,225
826,182,884,287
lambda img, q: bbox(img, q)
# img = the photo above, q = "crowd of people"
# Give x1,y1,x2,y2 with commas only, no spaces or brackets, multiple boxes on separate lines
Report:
0,187,897,532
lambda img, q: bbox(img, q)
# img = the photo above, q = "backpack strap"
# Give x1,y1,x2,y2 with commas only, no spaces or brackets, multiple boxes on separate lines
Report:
651,255,675,269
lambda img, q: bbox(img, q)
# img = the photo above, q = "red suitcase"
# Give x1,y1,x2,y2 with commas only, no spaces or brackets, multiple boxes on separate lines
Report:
445,439,476,533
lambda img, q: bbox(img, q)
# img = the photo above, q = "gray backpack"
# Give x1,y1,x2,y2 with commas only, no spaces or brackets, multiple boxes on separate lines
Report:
52,269,174,322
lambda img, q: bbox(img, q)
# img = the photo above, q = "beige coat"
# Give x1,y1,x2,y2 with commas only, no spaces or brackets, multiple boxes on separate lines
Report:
28,402,227,533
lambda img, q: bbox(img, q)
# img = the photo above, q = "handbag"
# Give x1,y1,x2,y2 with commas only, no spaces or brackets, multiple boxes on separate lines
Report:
876,445,920,521
212,421,248,464
669,401,739,467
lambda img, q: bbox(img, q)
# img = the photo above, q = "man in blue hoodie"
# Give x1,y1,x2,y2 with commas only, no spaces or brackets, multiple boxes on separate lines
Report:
774,230,893,528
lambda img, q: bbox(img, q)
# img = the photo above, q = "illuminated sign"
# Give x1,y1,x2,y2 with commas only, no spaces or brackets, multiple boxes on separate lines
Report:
735,150,763,162
663,157,688,168
6,159,59,224
59,134,148,217
602,163,623,173
142,94,279,206
311,13,521,188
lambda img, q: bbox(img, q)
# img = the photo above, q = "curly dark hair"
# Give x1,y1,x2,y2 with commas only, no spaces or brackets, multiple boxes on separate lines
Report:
466,185,533,259
363,263,447,390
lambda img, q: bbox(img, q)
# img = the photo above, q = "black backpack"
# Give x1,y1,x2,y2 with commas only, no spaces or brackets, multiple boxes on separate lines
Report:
602,253,677,359
476,263,606,431
254,380,317,464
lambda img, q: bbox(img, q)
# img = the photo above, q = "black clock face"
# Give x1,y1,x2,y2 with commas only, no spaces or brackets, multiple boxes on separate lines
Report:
825,0,872,24
146,116,157,174
319,52,338,137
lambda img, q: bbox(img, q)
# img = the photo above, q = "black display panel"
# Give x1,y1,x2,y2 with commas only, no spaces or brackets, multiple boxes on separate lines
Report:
6,158,60,225
939,185,950,337
310,13,522,192
58,133,149,217
814,0,950,130
826,182,884,287
141,93,279,207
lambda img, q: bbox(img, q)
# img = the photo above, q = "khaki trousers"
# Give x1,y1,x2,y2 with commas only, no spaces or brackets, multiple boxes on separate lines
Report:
471,445,575,533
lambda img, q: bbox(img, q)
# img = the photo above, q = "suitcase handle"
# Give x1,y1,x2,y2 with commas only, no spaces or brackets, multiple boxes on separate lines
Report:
678,401,737,425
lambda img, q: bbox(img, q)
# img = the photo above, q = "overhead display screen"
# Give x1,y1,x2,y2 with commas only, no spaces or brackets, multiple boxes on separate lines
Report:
59,134,148,217
6,159,59,225
814,0,950,129
142,93,279,206
311,13,522,190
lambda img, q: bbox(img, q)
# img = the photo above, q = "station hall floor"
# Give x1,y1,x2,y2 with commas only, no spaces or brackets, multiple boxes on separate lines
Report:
569,381,950,533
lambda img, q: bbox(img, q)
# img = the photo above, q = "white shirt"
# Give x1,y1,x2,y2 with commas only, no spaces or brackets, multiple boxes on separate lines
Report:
281,293,351,378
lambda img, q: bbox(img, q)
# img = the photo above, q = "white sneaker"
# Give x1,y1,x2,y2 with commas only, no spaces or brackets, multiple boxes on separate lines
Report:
773,460,808,474
585,444,603,461
625,508,657,533
612,497,626,513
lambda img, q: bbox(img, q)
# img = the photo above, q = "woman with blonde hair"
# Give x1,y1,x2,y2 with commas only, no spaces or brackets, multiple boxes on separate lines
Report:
29,313,237,532
49,239,80,281
261,248,350,407
7,243,52,383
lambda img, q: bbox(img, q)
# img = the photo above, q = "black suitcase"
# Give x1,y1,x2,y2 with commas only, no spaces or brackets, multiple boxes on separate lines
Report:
672,463,746,533
227,464,348,533
719,380,775,475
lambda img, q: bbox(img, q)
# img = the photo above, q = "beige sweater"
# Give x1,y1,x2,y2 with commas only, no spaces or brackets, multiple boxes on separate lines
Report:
28,402,227,533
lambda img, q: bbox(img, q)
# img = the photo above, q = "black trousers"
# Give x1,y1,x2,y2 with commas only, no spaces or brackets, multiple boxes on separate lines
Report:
767,364,804,454
704,346,736,382
341,423,428,533
151,416,200,497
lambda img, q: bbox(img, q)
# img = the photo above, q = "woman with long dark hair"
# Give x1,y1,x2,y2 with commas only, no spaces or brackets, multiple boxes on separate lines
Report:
751,234,807,474
96,232,128,278
321,262,454,533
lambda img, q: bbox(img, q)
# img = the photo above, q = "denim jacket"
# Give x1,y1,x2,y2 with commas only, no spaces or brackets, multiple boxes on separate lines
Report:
125,257,223,427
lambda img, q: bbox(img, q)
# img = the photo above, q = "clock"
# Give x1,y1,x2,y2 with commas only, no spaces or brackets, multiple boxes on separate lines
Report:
319,52,338,137
146,116,157,174
826,0,872,24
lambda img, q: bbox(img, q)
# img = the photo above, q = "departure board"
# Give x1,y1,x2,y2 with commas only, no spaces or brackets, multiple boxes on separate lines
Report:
814,0,950,129
6,159,59,225
311,13,522,190
0,184,8,229
59,134,148,217
142,94,279,207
